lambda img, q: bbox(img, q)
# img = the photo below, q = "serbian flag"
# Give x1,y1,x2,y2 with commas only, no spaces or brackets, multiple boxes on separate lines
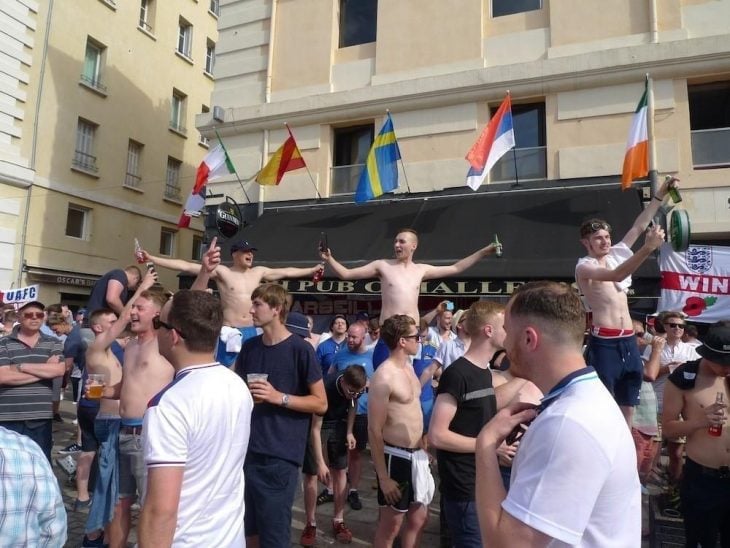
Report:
465,94,515,190
255,127,306,185
178,144,234,228
621,80,649,189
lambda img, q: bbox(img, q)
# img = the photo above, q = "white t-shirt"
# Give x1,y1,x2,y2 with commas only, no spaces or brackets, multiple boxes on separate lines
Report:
143,363,253,547
434,337,466,371
642,340,700,412
503,370,641,547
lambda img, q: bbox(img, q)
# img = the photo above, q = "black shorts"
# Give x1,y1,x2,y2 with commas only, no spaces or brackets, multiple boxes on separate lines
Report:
377,447,415,512
77,405,100,452
302,430,318,476
352,414,368,451
322,421,348,470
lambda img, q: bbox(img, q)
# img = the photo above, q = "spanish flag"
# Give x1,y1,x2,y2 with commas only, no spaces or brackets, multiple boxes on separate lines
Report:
256,127,306,185
621,80,649,189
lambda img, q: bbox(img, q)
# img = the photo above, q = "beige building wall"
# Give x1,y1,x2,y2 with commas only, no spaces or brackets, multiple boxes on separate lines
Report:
0,1,40,291
22,0,218,306
203,0,730,237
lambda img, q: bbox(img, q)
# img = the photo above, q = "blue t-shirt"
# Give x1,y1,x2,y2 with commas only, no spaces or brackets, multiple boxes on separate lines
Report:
235,334,322,466
63,325,86,372
412,343,438,405
331,347,374,415
86,269,129,319
316,337,346,377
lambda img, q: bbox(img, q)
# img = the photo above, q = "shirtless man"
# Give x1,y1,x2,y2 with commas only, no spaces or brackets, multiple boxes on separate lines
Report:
575,176,676,423
368,314,435,548
662,321,730,547
83,269,156,548
322,229,497,367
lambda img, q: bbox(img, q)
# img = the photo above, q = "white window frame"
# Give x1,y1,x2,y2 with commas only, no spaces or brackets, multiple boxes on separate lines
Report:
160,228,176,256
65,204,91,240
165,157,182,201
177,19,192,58
74,119,98,172
205,40,215,75
192,235,204,261
125,140,143,189
139,0,153,32
170,90,187,134
81,38,106,92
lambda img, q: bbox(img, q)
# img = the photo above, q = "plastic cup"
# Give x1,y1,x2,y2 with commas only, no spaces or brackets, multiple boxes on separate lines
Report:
247,373,268,403
86,374,106,400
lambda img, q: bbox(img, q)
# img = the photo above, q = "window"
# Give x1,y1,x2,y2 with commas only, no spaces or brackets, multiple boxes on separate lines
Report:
170,89,187,135
490,102,546,183
125,140,143,189
331,124,374,195
339,0,377,48
165,157,182,201
139,0,154,33
199,105,210,146
192,235,204,261
205,39,215,75
177,18,192,58
73,119,98,173
492,0,542,17
65,205,90,239
81,38,106,92
209,0,220,17
689,82,730,169
160,228,176,256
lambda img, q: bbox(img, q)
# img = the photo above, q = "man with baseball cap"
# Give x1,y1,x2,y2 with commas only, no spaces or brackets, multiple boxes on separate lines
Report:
663,321,730,547
0,300,65,460
140,238,323,366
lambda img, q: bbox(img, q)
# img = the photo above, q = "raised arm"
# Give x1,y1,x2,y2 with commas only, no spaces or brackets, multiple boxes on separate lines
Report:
621,176,676,247
191,237,219,291
105,279,126,316
642,336,665,382
422,301,448,325
421,243,498,280
261,264,323,282
140,248,203,276
576,224,665,283
320,248,380,281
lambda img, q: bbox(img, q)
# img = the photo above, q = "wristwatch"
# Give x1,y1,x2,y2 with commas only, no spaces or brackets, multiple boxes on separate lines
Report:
281,393,290,408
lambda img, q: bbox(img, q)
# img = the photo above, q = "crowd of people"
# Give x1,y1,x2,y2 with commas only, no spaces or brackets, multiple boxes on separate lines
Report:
0,176,728,548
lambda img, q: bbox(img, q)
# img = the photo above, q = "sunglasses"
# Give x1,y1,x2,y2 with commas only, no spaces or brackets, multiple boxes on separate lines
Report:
581,221,612,238
402,333,422,341
345,387,366,398
635,331,645,337
22,312,44,320
152,316,185,338
666,323,685,329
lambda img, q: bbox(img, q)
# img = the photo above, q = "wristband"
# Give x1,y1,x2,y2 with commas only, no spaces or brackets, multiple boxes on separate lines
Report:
653,195,663,202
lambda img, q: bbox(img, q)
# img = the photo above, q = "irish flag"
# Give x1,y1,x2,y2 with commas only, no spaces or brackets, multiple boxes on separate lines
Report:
621,81,649,189
255,127,306,186
178,144,234,228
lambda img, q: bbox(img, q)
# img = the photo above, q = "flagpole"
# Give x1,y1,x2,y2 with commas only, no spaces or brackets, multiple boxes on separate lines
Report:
387,110,411,194
214,128,252,204
646,74,659,198
505,91,520,188
285,124,322,200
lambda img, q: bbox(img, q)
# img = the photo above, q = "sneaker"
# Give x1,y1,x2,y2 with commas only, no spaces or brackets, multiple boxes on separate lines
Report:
316,488,333,505
347,490,362,510
58,442,82,455
81,532,108,547
300,523,317,547
55,455,77,476
53,413,64,423
73,498,92,512
333,520,353,544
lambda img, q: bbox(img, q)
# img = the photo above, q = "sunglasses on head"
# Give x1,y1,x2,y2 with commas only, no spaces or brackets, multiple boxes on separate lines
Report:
22,312,44,320
581,221,612,238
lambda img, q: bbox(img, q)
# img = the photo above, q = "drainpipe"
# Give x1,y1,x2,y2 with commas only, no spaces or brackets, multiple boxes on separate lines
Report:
649,0,659,44
259,0,278,217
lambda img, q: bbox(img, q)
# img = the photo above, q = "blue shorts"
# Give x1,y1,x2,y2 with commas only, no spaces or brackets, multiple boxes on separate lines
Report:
216,326,258,366
85,416,121,533
244,452,300,544
586,334,642,406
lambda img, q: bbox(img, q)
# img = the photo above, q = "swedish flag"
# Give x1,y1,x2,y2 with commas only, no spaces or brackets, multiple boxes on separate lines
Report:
355,114,401,203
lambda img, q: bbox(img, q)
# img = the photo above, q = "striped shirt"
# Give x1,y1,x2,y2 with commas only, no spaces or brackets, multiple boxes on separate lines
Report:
0,426,67,546
0,329,64,421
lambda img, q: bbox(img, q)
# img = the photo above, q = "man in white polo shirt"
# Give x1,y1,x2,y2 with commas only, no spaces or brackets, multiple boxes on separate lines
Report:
138,290,252,547
475,281,640,547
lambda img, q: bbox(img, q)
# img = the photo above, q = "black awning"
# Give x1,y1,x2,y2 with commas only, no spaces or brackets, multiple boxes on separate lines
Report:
216,186,659,280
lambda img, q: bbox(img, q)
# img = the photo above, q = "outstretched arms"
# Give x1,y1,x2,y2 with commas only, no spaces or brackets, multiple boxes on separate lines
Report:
320,247,381,281
421,243,499,280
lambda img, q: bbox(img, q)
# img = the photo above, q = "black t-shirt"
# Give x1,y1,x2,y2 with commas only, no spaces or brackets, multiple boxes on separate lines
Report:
235,333,322,466
436,356,497,501
86,269,129,317
668,359,701,390
323,374,355,424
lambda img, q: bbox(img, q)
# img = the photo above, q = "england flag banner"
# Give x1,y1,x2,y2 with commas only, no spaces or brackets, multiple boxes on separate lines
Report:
658,244,730,322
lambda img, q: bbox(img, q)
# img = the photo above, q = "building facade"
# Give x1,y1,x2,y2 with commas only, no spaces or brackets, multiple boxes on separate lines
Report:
8,0,219,307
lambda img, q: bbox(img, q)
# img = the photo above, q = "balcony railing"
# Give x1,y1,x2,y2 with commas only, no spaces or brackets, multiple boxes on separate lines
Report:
79,74,107,93
124,172,142,189
490,146,547,183
330,163,365,196
691,127,730,169
169,121,187,135
138,19,153,33
72,151,98,173
165,183,182,201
